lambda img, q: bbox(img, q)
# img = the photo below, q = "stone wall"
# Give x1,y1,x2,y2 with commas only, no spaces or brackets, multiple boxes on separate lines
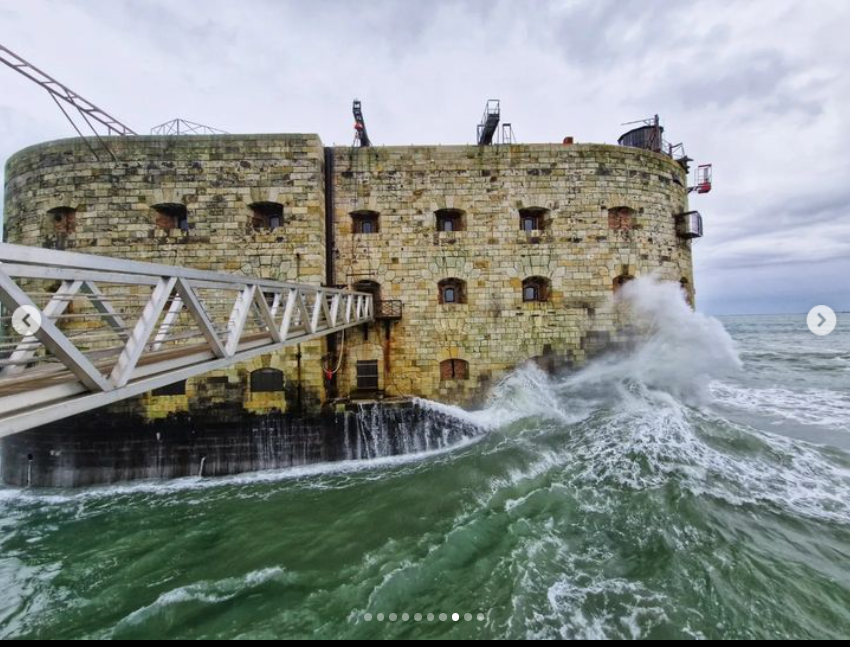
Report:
331,143,693,404
3,135,693,416
3,134,330,416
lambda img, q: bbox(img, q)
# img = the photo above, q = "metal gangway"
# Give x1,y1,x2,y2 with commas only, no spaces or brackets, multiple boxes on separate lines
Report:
0,244,373,436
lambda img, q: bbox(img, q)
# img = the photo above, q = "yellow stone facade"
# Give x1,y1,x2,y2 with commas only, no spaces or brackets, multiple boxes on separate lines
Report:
332,143,692,405
3,135,693,415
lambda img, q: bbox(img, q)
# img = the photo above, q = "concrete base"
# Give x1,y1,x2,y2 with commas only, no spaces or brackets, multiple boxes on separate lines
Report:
0,401,482,488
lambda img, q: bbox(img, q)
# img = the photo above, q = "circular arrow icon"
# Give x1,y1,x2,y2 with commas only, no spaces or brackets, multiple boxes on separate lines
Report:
807,306,837,337
12,305,43,337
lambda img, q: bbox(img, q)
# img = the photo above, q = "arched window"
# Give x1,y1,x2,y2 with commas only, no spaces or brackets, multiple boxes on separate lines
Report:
153,203,189,231
48,207,76,234
613,274,635,293
440,359,469,381
522,277,551,303
438,278,467,305
519,207,548,232
608,207,635,231
351,210,380,234
249,202,283,231
435,209,466,233
251,368,284,393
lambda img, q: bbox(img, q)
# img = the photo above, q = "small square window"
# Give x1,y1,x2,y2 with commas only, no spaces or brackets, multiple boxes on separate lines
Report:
250,202,284,231
356,360,380,390
519,208,548,233
352,211,380,234
436,209,465,232
153,203,189,231
522,277,550,303
438,279,466,305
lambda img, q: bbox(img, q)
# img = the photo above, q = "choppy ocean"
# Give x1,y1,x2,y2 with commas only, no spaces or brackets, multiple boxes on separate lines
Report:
1,280,848,639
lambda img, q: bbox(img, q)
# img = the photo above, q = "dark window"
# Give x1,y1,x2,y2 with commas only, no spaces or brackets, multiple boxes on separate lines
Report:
608,207,635,231
251,368,284,393
530,356,557,374
352,210,380,234
249,202,284,231
353,280,381,305
440,359,469,381
680,277,693,305
436,209,465,233
356,360,380,390
438,278,467,305
519,207,548,232
613,274,635,292
153,380,187,396
153,203,189,231
522,277,550,302
48,207,76,234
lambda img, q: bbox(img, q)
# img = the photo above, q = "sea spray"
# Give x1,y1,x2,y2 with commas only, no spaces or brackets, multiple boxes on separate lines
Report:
2,305,850,639
564,276,742,405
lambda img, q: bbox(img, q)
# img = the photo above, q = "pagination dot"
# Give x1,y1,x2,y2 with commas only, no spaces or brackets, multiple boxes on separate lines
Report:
363,611,485,623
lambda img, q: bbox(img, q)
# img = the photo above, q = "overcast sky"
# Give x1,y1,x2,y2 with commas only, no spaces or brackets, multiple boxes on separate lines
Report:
1,0,848,315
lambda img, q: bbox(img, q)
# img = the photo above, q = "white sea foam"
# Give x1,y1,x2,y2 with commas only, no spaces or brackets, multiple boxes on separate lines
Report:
112,567,291,632
710,382,850,428
458,278,850,525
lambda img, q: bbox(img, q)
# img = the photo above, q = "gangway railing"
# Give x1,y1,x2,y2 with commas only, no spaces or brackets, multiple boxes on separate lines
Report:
0,244,373,436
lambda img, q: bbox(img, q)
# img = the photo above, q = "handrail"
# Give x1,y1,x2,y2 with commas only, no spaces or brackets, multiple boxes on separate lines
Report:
0,244,374,435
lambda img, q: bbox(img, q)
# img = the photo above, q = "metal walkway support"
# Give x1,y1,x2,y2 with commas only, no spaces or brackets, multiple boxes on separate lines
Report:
0,244,373,436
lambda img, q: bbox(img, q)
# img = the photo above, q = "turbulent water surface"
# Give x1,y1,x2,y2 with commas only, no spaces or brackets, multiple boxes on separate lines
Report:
1,280,849,639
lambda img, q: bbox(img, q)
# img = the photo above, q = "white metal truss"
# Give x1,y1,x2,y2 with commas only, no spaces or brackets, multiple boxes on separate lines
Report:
0,243,373,437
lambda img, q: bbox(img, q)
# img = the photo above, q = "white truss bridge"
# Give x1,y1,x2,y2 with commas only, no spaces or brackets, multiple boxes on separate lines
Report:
0,244,373,436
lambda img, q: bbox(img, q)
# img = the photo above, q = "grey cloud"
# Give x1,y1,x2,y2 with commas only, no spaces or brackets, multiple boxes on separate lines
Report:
1,0,848,314
670,49,825,118
542,0,697,68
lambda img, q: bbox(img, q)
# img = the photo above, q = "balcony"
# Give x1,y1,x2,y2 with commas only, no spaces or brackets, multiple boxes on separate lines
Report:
375,300,403,320
675,211,704,240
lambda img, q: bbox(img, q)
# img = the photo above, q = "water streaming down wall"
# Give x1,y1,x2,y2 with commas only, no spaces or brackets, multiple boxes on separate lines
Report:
340,403,483,461
0,401,486,488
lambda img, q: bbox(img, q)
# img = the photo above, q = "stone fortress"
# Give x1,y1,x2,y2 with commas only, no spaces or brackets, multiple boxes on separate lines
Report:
1,118,703,485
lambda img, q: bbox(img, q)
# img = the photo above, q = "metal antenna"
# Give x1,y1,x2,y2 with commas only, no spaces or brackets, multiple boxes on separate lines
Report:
0,43,137,156
151,119,229,136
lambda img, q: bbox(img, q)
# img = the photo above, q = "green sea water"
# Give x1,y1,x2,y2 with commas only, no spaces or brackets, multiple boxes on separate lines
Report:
1,281,849,639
